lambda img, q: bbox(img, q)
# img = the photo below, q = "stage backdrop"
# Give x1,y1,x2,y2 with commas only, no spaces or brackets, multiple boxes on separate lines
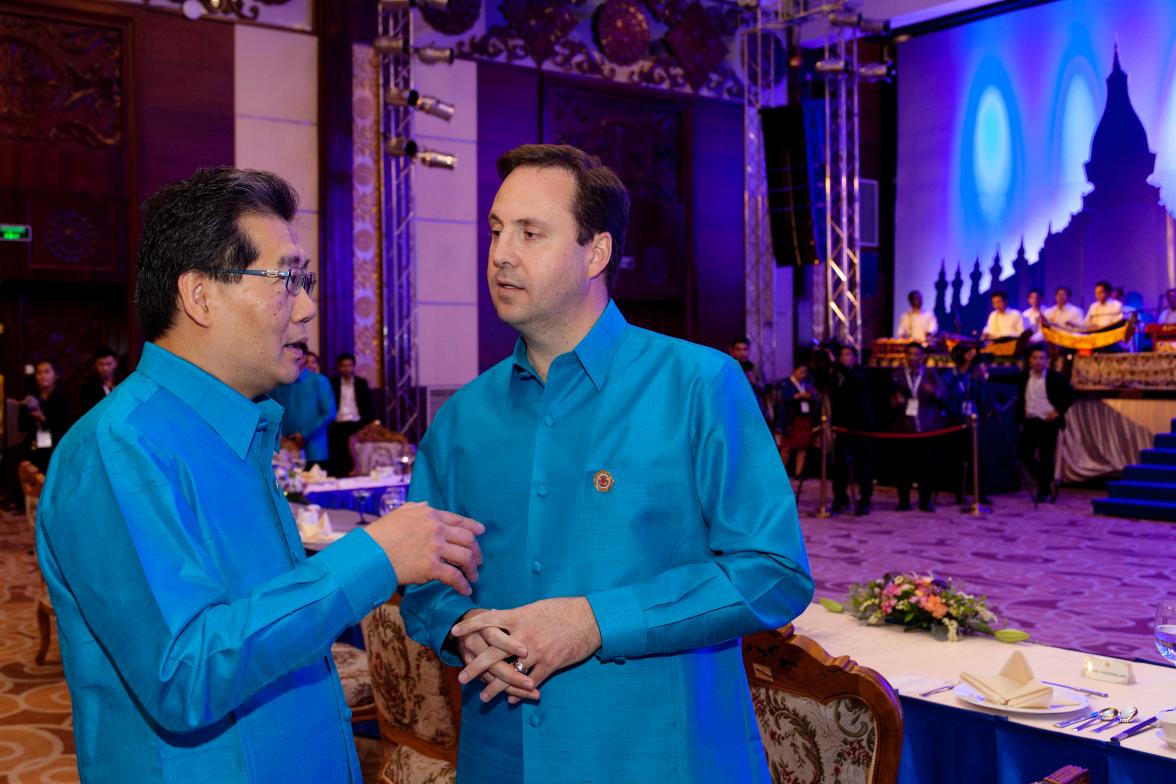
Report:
895,0,1176,335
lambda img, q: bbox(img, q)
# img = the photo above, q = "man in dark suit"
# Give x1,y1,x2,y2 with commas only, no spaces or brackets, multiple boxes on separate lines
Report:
328,352,374,476
890,342,947,512
829,345,875,516
79,347,119,413
1016,345,1074,502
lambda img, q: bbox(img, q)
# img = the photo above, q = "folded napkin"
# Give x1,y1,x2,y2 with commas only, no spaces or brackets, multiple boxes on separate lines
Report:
960,651,1073,709
300,464,329,483
296,506,334,541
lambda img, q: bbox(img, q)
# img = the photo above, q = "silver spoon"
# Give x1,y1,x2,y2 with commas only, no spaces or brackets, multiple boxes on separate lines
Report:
1094,705,1138,733
1073,707,1118,731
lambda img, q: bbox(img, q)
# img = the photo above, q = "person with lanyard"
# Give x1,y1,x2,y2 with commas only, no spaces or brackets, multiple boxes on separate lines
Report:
774,358,820,485
1015,345,1074,502
829,344,875,516
945,343,990,505
890,342,947,512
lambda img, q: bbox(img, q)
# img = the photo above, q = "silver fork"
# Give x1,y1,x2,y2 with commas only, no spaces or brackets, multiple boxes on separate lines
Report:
1054,711,1098,729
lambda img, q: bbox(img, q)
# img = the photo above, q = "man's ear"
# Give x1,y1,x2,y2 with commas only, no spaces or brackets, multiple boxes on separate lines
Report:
587,232,612,281
176,270,214,329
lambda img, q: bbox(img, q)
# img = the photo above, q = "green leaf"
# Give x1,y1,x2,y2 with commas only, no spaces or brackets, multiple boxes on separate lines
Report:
994,628,1030,644
818,598,845,613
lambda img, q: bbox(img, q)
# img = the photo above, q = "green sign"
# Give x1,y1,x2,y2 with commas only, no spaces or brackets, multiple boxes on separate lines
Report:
1,224,31,242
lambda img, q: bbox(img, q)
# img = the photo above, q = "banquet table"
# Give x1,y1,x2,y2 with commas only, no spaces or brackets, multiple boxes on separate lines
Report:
302,474,409,515
792,604,1176,784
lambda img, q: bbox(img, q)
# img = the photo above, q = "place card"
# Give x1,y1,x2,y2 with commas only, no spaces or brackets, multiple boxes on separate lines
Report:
1081,655,1135,685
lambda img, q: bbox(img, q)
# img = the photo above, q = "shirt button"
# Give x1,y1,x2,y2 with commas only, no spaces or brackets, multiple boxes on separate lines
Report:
544,414,554,427
537,484,548,497
531,560,542,574
529,713,543,727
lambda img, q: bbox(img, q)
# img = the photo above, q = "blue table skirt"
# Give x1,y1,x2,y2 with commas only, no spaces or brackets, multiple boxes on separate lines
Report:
900,697,1175,783
304,486,401,515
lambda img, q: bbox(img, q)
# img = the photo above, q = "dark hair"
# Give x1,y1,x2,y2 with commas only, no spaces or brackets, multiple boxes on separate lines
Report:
93,347,117,361
306,351,319,361
1056,285,1072,297
496,144,630,284
136,167,299,342
950,342,977,366
905,342,924,352
907,290,922,304
837,344,859,358
1094,280,1112,292
1027,288,1042,299
1026,345,1048,359
731,335,751,347
990,290,1007,302
33,358,57,371
336,353,356,365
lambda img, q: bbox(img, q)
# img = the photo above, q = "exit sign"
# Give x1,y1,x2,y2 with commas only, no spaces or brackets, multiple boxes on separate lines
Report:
1,224,31,242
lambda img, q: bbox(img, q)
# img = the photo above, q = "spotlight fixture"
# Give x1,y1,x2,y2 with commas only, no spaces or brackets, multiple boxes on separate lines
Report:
380,0,449,9
859,62,892,81
815,58,848,74
372,37,455,65
829,11,861,28
385,88,456,121
387,136,458,170
859,18,890,35
416,45,455,65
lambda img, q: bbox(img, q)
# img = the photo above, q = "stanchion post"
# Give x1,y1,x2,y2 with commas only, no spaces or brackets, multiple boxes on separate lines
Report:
816,411,830,518
969,413,982,517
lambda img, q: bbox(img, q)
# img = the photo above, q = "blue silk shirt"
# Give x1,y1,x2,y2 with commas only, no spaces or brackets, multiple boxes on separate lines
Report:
269,368,337,463
402,301,813,783
36,343,397,783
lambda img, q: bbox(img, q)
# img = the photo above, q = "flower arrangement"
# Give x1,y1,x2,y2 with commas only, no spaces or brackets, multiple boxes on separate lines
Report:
848,572,1000,642
272,451,308,505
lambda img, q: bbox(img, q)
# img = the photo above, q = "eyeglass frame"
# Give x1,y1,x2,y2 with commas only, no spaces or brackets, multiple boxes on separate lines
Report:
223,267,317,297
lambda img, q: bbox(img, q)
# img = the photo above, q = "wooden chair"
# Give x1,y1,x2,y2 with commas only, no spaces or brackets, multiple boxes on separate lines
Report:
18,460,54,665
348,421,409,476
1031,766,1090,784
361,594,460,784
330,641,377,725
743,625,903,784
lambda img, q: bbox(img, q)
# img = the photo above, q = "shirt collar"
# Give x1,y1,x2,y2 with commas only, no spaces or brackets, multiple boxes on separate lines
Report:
510,300,629,391
136,342,282,461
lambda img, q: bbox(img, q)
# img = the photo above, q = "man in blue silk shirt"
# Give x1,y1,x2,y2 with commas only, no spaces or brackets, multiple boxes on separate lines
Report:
402,145,813,782
270,352,337,466
36,167,484,783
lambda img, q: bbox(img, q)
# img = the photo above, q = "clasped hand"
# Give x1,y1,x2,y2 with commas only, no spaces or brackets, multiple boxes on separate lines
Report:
450,597,602,705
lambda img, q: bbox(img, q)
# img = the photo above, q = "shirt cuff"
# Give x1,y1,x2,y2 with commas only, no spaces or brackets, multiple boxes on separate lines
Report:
314,529,397,622
587,586,647,662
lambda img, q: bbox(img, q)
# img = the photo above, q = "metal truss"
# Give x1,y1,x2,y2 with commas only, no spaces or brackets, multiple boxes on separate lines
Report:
821,12,862,349
377,4,422,439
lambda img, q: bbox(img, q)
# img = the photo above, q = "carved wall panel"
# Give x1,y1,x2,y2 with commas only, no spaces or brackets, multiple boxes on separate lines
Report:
0,9,124,149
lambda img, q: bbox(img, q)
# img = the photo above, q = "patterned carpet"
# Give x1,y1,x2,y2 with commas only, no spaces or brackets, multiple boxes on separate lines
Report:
796,485,1176,665
2,486,1171,779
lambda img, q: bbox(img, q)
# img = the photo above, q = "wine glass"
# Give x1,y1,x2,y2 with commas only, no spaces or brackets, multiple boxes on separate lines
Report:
352,489,373,524
1154,599,1176,665
379,486,406,515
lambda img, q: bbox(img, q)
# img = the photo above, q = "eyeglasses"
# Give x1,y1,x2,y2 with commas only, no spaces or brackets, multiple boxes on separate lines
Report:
224,268,317,297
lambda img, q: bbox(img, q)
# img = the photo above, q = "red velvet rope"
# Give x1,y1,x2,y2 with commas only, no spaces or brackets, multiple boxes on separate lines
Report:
830,424,970,440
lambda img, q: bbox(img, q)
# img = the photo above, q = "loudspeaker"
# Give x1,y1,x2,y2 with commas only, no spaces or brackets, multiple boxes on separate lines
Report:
760,104,820,266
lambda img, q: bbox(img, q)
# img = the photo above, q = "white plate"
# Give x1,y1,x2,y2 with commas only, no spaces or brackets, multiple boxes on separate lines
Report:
952,683,1089,715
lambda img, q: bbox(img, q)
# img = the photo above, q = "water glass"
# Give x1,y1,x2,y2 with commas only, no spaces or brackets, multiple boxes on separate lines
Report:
1154,599,1176,665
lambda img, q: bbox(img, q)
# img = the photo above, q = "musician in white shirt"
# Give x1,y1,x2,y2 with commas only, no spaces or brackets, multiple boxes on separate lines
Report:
982,291,1026,340
1043,286,1084,330
896,290,939,343
1023,289,1046,344
1084,280,1124,329
1157,288,1176,325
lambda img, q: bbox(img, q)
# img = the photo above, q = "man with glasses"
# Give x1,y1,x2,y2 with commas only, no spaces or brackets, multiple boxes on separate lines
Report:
36,167,484,783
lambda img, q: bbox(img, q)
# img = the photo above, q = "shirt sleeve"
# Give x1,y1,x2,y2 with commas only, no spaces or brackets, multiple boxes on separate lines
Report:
586,361,814,661
896,313,910,338
35,420,397,734
399,425,475,665
927,312,939,336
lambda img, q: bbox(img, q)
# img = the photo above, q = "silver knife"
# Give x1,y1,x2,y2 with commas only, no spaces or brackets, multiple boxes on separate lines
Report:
1041,681,1110,698
1109,716,1157,744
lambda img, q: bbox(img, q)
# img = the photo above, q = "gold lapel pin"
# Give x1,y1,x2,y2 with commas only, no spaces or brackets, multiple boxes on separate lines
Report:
593,470,615,493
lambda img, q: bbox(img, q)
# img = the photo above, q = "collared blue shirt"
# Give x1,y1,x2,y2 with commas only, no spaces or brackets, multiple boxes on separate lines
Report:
402,301,813,783
36,342,396,784
269,368,337,463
